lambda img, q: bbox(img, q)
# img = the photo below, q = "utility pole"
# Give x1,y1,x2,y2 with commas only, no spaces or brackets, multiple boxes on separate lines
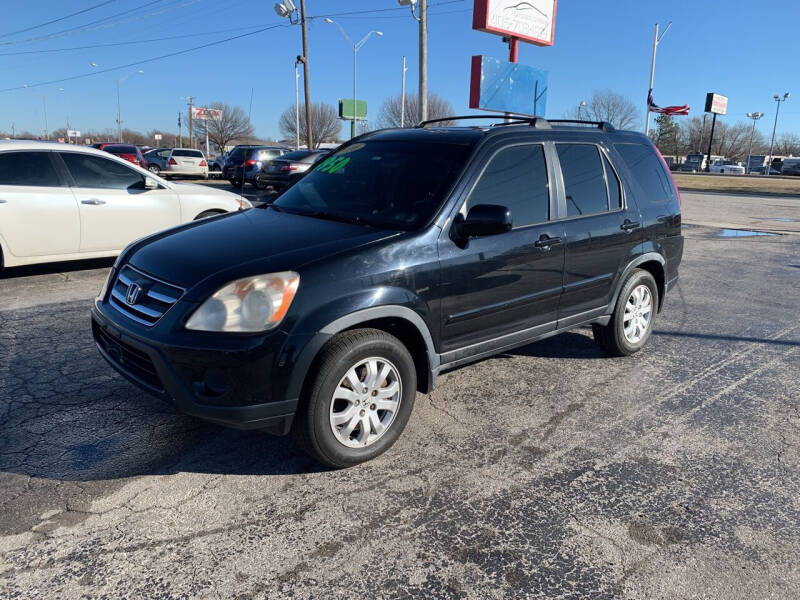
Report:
11,123,15,139
42,97,49,140
419,0,428,123
187,96,195,149
294,57,301,150
644,22,672,137
177,112,182,147
300,0,313,149
401,55,407,127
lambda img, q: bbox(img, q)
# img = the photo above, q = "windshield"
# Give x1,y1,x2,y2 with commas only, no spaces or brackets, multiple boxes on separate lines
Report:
271,140,473,230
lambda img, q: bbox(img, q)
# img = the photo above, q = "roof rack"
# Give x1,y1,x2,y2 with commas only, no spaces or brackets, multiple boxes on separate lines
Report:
547,119,616,132
416,115,551,130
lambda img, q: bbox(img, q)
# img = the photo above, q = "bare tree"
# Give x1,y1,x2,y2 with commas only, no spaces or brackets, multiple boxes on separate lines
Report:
194,102,255,153
278,102,341,148
565,90,640,130
377,92,455,128
773,132,800,156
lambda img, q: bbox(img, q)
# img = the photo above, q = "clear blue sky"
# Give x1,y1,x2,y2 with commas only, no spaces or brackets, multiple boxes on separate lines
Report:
1,0,798,141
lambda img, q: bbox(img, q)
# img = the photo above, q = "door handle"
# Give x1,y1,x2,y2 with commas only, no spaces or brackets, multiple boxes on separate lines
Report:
534,235,563,248
620,219,640,232
81,199,106,205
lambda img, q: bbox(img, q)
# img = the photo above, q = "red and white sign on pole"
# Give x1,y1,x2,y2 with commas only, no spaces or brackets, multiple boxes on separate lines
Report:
190,107,223,120
473,0,557,49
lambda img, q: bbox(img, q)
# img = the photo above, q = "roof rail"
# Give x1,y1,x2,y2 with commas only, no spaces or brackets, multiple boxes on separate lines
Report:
547,119,616,132
416,115,551,130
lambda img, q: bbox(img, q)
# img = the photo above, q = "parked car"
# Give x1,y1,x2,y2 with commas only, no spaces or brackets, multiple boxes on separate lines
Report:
208,153,227,178
163,148,208,179
91,116,683,468
254,149,331,190
142,147,171,175
750,165,782,175
779,157,800,175
223,145,289,187
0,140,250,268
94,143,148,170
708,159,745,174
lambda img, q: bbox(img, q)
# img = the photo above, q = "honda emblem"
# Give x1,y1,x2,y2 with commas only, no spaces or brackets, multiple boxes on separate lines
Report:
126,283,141,305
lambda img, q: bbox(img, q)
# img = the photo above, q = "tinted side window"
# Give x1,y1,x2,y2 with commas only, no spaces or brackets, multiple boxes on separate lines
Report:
172,149,203,157
557,144,609,217
603,154,622,209
466,144,549,228
614,142,673,205
60,153,144,190
0,151,62,187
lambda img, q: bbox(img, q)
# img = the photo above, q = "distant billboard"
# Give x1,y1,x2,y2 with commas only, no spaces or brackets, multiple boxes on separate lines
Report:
469,55,548,116
191,107,222,120
339,99,367,121
705,93,728,115
473,0,557,47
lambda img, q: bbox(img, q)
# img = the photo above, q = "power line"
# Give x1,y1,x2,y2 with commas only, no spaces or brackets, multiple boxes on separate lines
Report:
0,0,192,47
0,24,275,56
0,0,119,39
0,23,289,92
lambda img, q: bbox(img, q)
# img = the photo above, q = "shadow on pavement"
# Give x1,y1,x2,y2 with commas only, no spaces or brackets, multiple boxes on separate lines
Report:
0,257,114,279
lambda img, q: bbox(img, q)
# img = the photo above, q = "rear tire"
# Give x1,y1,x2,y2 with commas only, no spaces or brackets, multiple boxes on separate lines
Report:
230,179,242,188
293,328,416,468
254,176,268,190
592,269,658,357
148,165,160,175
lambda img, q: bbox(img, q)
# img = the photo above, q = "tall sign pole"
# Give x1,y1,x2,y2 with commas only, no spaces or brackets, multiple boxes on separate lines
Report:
401,55,407,127
187,96,194,149
300,0,313,149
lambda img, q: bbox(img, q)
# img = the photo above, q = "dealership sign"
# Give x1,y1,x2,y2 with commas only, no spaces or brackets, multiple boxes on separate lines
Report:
469,55,547,116
473,0,557,46
191,107,223,120
705,93,728,115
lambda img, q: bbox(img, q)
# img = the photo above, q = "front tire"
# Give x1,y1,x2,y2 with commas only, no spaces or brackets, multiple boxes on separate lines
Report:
593,269,658,356
294,329,416,468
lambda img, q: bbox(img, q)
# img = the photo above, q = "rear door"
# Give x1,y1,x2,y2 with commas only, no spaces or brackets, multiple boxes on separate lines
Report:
58,151,180,252
0,150,80,258
555,143,642,322
438,142,565,352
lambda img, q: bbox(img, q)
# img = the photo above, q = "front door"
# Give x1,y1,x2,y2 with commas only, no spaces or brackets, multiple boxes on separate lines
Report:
58,152,180,252
0,150,80,258
438,143,565,353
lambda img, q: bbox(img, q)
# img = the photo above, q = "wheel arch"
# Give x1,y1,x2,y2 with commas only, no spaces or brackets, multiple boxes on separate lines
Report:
609,253,666,313
286,306,440,401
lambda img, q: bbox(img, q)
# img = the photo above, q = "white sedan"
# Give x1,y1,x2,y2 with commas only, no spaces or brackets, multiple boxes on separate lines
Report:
0,141,250,269
708,159,746,174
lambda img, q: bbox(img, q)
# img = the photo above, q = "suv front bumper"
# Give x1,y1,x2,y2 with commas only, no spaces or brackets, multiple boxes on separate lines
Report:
91,304,298,434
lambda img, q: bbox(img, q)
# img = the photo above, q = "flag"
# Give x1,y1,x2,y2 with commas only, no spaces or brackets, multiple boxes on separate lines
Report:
647,89,689,115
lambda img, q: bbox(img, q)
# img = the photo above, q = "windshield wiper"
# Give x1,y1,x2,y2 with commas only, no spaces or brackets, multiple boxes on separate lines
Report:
295,209,378,229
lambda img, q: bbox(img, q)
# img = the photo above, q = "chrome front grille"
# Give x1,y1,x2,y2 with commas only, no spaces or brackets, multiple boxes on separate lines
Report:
108,265,184,326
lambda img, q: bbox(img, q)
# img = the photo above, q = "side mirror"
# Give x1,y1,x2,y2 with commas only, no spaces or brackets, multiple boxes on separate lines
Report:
455,204,512,238
144,177,159,190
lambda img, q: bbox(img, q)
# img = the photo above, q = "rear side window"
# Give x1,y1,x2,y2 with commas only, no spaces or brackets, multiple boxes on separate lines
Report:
60,152,144,190
172,149,203,157
258,149,281,160
557,144,609,217
614,142,673,205
105,145,137,154
466,144,549,228
602,155,622,209
0,151,62,187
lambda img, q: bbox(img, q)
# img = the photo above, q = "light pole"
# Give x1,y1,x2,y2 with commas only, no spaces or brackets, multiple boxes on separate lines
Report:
398,0,427,123
578,100,587,120
745,112,764,174
40,88,64,140
275,0,313,149
116,70,144,142
324,18,383,139
766,92,790,176
294,56,302,149
400,55,407,128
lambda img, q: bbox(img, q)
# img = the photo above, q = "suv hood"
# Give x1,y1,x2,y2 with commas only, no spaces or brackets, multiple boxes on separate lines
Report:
128,208,395,290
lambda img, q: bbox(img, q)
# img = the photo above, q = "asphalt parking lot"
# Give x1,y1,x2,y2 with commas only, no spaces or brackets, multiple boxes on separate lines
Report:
1,191,799,599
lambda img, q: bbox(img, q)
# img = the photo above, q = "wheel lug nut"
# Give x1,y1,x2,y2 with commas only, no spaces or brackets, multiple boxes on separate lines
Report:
371,390,377,396
359,409,365,416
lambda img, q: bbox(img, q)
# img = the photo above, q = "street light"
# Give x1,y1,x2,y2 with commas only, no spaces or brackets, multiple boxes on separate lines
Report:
578,100,587,120
324,18,383,139
116,70,144,142
40,87,64,140
745,112,764,174
766,92,790,176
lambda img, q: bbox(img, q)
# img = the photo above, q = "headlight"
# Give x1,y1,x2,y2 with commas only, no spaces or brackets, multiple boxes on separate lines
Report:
185,272,299,332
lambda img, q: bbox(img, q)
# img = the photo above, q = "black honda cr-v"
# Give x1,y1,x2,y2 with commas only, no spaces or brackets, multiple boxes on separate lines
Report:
92,116,683,468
